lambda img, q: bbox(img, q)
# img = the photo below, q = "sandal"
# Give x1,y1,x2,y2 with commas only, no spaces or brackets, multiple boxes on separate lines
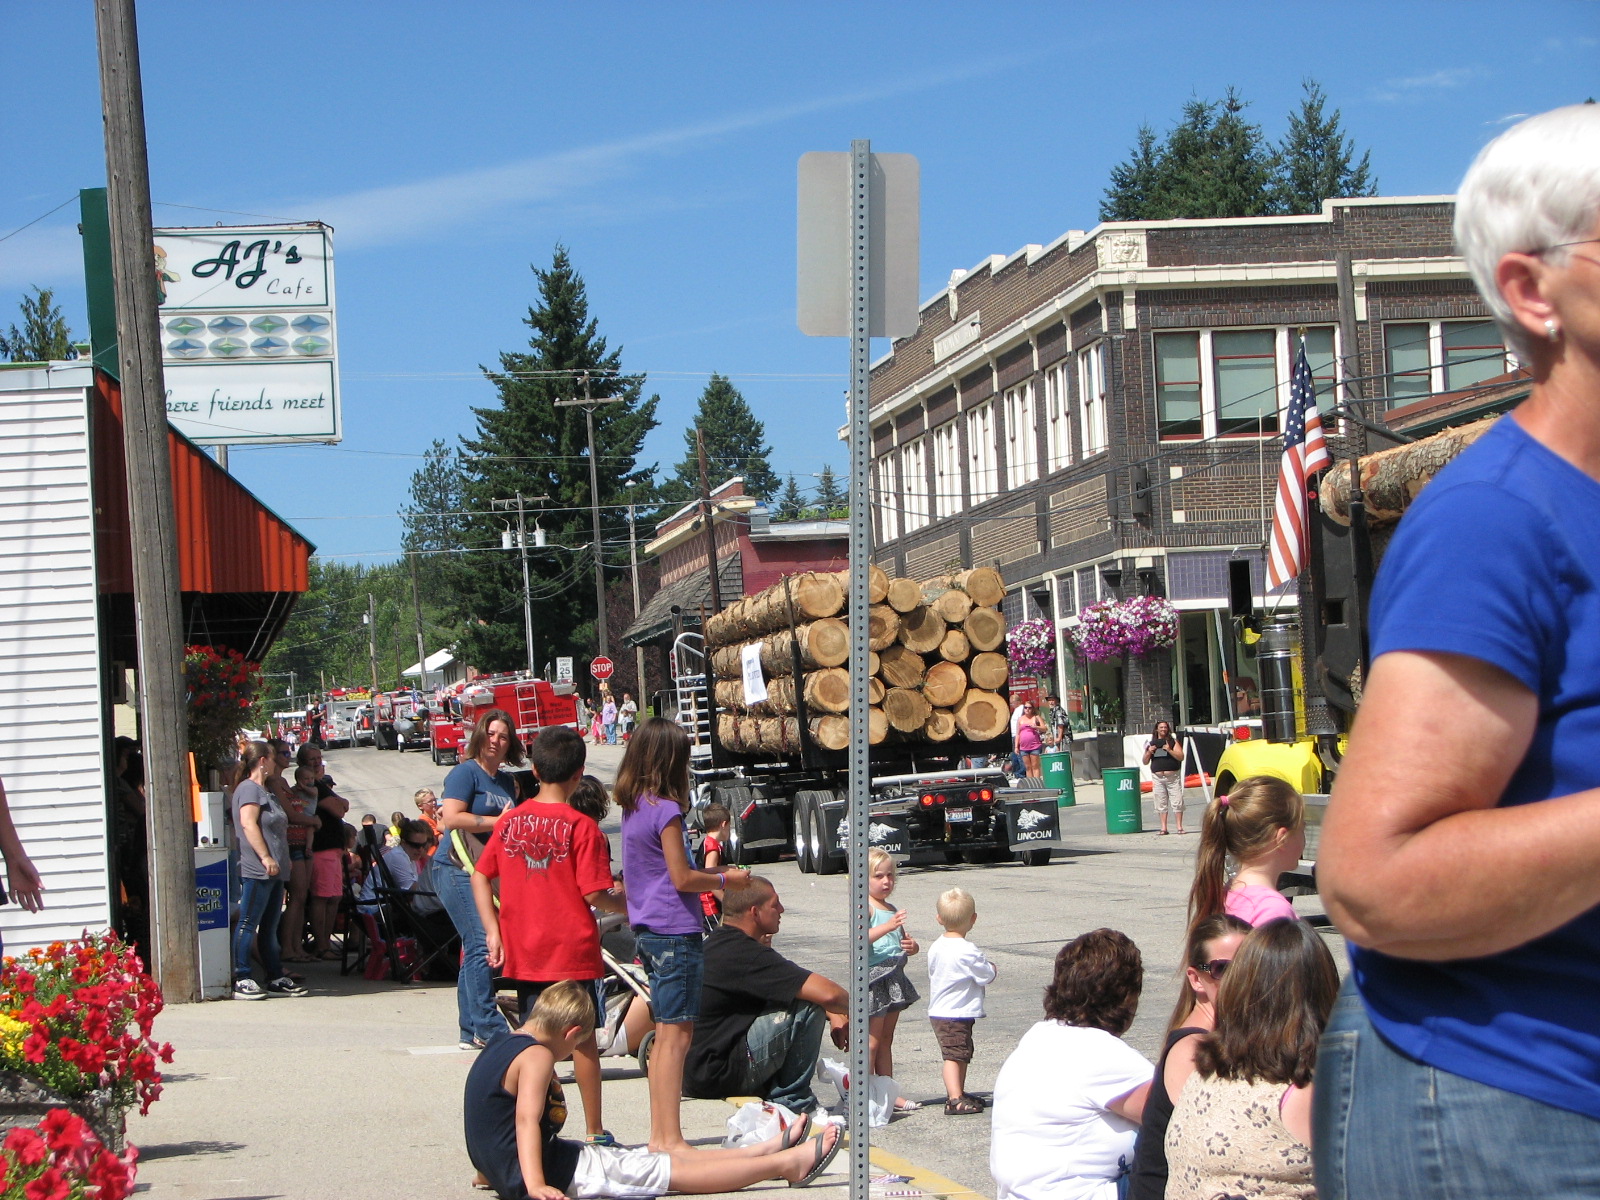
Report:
944,1095,983,1116
585,1131,617,1147
790,1127,842,1188
893,1098,921,1112
781,1111,812,1150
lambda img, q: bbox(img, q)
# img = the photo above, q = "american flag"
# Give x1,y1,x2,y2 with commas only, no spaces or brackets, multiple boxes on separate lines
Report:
1267,341,1332,589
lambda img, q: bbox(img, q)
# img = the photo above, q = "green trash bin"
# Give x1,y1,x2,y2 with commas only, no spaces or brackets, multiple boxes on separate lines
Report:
1102,767,1143,834
1041,750,1076,807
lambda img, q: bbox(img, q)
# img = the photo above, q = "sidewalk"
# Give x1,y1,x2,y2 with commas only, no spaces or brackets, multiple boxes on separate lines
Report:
131,962,948,1200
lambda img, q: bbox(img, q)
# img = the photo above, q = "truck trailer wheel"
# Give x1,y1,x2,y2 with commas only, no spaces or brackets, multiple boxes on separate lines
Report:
811,803,843,876
791,793,815,874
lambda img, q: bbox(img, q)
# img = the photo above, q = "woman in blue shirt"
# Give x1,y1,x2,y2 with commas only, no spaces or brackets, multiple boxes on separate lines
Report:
433,708,523,1049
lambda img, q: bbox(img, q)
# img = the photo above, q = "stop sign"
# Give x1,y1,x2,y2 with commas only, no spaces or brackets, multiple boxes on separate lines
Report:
590,656,615,680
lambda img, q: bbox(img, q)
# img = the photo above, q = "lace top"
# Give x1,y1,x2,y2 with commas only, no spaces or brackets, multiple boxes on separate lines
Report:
1163,1074,1314,1200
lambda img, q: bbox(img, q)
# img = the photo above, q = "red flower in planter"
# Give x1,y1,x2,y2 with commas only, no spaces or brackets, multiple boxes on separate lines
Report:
3,1127,46,1168
23,1165,69,1200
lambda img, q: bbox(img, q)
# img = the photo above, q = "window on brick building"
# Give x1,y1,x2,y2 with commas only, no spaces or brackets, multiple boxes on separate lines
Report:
1443,320,1509,391
1079,343,1110,455
1155,332,1204,438
1043,361,1073,472
1301,326,1338,399
966,401,998,504
872,452,900,542
1386,323,1433,402
1385,319,1506,407
932,420,961,519
1213,329,1280,435
901,438,928,534
1004,380,1038,488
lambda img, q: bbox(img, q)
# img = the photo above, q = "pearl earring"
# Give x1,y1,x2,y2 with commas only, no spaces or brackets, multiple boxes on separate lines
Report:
1546,318,1561,342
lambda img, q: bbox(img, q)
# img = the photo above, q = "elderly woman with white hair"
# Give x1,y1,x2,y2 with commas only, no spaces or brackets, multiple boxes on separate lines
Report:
1315,104,1600,1197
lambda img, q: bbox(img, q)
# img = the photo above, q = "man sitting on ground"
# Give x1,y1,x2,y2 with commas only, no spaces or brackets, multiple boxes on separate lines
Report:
683,876,849,1117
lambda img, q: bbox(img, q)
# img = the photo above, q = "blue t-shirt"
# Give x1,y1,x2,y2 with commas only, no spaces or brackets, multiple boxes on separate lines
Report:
1354,415,1600,1120
435,759,517,865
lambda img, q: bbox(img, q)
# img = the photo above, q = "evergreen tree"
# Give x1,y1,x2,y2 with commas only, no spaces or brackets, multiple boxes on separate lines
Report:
1273,80,1377,215
456,247,658,672
1100,125,1163,222
775,474,806,521
1103,87,1371,221
815,465,846,515
659,373,780,504
402,439,469,612
1156,91,1277,219
0,286,75,362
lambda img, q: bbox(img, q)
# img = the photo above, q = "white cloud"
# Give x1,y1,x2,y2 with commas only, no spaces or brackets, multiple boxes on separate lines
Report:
274,60,1018,251
1370,66,1483,103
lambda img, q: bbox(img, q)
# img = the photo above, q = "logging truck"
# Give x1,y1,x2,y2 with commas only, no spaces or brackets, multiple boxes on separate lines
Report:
683,564,1064,872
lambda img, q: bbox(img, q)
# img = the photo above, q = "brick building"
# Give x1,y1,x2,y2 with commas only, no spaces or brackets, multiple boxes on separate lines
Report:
866,197,1508,759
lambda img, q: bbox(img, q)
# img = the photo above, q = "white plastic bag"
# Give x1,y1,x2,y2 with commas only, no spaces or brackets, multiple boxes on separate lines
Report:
723,1100,800,1148
816,1057,901,1128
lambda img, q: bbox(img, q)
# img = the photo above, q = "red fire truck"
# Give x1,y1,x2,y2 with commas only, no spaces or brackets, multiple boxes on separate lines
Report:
430,675,580,766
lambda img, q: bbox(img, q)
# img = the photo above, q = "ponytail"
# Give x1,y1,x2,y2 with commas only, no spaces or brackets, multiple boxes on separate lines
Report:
1185,776,1304,935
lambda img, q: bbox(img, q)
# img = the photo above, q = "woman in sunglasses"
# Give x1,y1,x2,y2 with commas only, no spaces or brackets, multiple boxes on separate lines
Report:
1125,913,1250,1200
1164,918,1338,1200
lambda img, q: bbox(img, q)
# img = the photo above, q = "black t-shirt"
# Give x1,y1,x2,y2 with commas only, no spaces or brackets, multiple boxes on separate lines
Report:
1148,738,1181,773
1126,1025,1204,1200
464,1033,580,1198
310,778,345,852
684,925,813,1097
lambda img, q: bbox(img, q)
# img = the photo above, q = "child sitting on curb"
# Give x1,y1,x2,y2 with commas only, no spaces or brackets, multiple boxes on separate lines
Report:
464,980,842,1199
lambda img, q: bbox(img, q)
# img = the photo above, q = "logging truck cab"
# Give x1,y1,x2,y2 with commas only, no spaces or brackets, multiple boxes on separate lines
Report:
1211,417,1497,885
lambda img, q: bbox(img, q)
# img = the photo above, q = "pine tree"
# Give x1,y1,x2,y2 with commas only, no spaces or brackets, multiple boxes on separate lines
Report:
815,464,846,515
1158,91,1278,219
659,373,780,504
402,439,469,614
1273,80,1377,215
775,474,806,521
1100,125,1163,222
0,286,75,362
456,247,658,672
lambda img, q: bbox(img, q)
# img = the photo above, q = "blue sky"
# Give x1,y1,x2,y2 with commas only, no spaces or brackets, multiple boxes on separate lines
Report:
3,2,1595,562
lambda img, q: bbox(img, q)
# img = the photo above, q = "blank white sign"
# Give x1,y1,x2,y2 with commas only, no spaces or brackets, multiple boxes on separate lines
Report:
797,151,920,339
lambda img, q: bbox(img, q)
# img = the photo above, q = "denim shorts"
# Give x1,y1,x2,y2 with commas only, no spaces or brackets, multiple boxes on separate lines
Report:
634,930,703,1024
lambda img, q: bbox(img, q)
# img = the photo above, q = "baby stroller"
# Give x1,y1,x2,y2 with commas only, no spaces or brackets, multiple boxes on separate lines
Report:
595,912,656,1074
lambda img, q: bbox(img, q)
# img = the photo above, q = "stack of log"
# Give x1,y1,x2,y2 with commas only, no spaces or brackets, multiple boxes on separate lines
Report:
704,564,1011,754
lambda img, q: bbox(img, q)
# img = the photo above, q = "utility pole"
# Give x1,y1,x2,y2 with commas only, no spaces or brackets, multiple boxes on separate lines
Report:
366,593,380,696
95,0,198,1002
696,426,724,614
492,492,549,676
408,553,428,689
555,375,625,659
627,503,646,703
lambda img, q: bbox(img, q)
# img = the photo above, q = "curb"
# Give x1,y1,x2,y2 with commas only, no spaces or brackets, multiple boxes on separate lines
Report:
722,1098,990,1200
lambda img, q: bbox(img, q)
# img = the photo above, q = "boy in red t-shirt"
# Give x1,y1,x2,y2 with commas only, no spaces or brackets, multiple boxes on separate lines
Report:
473,725,623,1145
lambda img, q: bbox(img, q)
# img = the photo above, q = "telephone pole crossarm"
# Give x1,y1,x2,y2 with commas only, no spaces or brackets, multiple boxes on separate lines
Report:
555,378,626,659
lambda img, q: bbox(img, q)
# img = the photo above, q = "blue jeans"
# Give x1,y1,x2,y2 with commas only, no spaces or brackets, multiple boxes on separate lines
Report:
233,876,284,982
634,930,704,1024
429,855,507,1044
604,722,617,744
1313,977,1600,1199
742,999,825,1113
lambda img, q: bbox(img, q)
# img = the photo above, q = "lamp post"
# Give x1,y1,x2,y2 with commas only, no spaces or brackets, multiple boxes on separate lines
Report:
555,373,624,659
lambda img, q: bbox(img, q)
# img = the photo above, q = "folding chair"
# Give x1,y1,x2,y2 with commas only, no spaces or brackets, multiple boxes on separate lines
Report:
366,843,460,983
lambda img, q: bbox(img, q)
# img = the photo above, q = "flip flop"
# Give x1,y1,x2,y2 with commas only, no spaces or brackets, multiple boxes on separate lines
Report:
790,1128,842,1188
782,1111,813,1150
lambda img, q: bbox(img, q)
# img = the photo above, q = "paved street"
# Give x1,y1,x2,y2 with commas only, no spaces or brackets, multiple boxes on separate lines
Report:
132,742,1346,1200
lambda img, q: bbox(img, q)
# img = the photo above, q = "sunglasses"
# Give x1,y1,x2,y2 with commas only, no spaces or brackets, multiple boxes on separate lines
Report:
1202,959,1232,980
405,839,432,849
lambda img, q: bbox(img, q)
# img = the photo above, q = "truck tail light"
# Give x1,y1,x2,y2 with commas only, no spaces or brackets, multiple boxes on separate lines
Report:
920,794,935,807
740,800,758,822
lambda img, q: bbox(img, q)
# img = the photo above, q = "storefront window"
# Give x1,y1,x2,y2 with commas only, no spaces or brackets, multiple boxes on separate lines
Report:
1173,611,1229,726
1059,652,1092,734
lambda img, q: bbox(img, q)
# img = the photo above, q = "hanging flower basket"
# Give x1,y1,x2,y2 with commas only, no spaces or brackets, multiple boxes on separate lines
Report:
1069,596,1178,662
1006,618,1057,679
184,645,263,771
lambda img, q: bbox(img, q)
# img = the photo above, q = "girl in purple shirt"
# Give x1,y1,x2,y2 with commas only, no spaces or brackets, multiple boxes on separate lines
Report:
617,718,752,1152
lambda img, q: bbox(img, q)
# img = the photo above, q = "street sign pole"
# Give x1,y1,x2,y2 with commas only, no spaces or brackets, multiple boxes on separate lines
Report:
844,138,874,1200
799,142,917,1200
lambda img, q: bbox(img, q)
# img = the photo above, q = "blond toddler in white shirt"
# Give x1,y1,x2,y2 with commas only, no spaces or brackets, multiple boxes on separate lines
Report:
926,887,998,1115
